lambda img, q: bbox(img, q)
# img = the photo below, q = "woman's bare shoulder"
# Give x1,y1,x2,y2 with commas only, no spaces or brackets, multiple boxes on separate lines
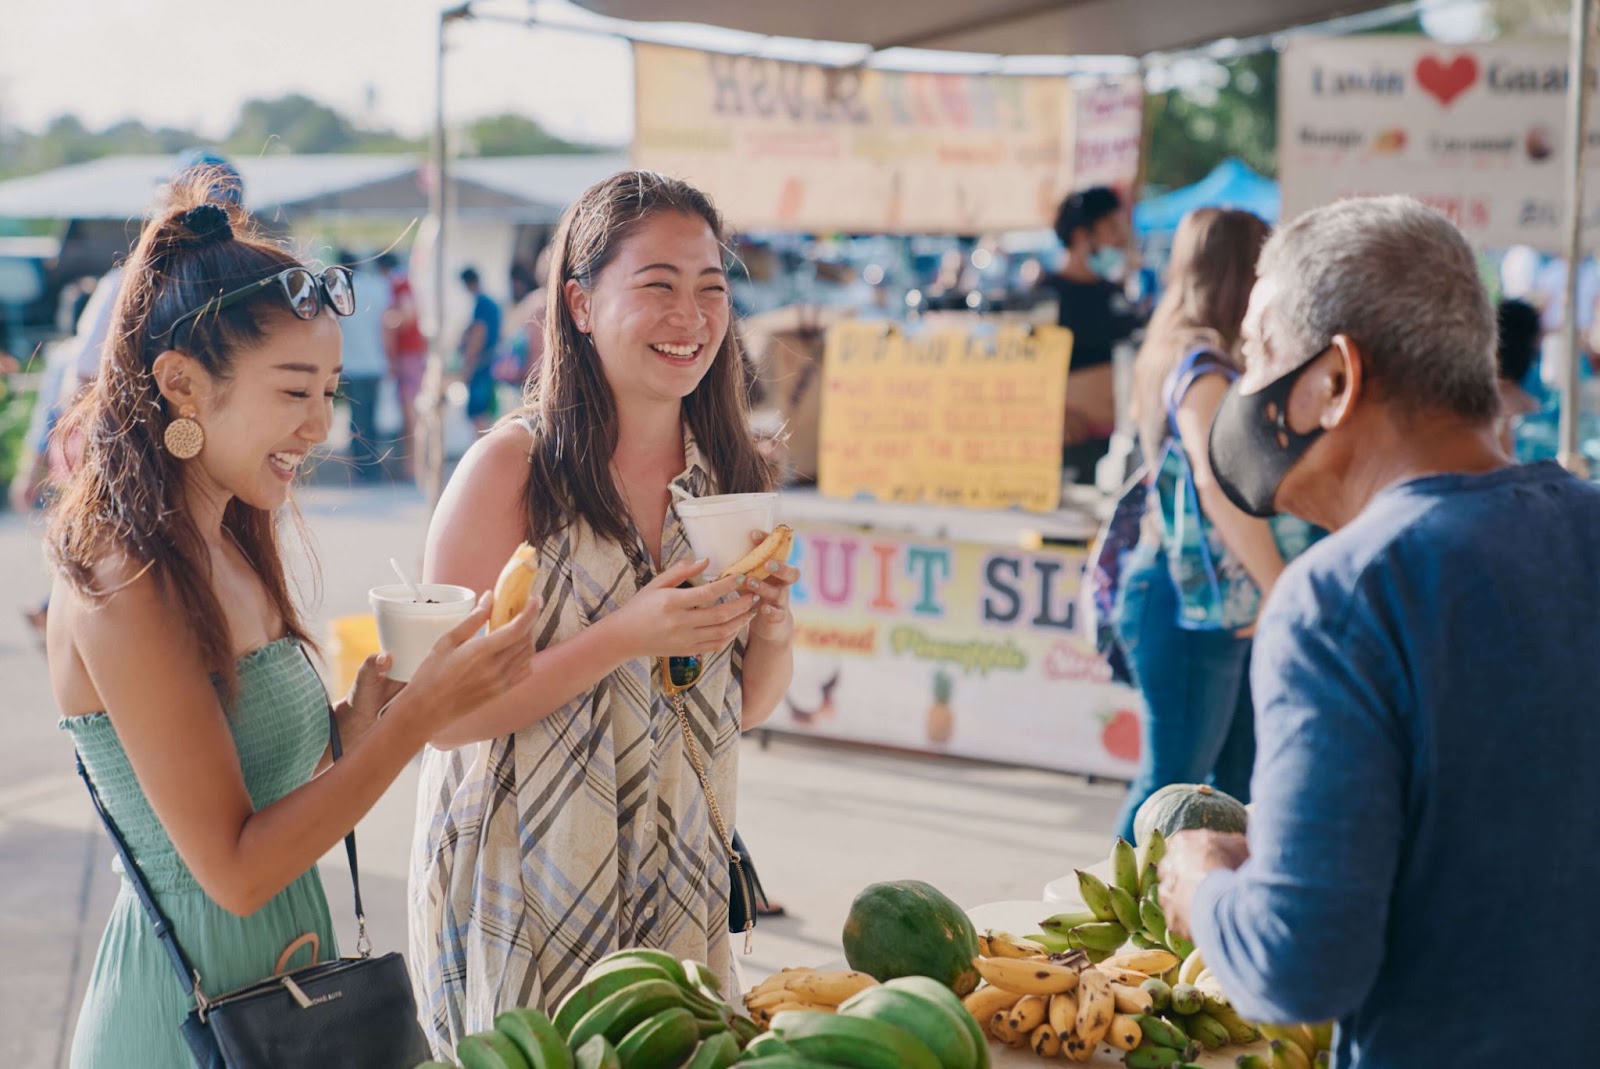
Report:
427,423,537,579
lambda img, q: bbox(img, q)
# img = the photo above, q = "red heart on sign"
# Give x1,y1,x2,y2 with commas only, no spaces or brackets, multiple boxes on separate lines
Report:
1415,53,1479,106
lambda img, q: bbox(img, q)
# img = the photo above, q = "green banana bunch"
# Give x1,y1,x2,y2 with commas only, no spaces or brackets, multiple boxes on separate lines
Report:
1140,977,1173,1012
769,1008,944,1069
1109,885,1144,933
1178,1011,1229,1050
495,1008,573,1069
1121,1038,1190,1068
682,1033,740,1069
1038,908,1099,932
1076,870,1119,923
567,978,687,1052
457,1030,531,1069
836,977,986,1069
1112,837,1141,898
614,1006,699,1068
1137,828,1168,892
1203,1001,1261,1045
1169,982,1204,1016
1068,920,1131,953
572,1035,619,1069
1140,893,1169,945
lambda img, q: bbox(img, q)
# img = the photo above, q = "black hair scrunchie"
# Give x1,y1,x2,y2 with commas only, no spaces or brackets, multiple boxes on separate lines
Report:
181,204,233,246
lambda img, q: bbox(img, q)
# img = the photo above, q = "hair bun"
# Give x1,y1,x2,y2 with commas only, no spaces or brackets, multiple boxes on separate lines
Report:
180,204,233,246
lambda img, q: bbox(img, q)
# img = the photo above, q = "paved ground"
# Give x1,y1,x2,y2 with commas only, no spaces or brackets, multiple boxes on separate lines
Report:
0,473,1125,1068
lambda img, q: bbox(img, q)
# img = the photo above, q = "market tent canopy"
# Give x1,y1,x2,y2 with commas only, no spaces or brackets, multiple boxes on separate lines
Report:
1133,158,1280,235
0,153,630,223
567,0,1399,57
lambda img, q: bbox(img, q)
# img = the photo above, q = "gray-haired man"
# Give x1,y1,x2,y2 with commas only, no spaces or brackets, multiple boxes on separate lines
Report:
1157,195,1600,1068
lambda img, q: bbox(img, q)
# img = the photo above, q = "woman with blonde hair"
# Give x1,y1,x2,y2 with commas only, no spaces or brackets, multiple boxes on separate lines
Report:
1113,207,1311,840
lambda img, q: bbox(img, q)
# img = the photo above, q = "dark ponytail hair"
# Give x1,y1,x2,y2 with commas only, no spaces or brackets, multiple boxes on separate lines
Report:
48,170,316,701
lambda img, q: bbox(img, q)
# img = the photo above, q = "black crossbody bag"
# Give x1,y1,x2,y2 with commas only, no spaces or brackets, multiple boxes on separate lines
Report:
74,653,430,1068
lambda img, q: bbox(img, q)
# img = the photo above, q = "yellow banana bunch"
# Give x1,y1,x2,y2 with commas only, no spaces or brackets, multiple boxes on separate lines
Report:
1101,949,1180,976
1074,968,1115,1048
1106,1013,1144,1051
1047,991,1078,1035
971,956,1081,995
1178,947,1208,986
1006,994,1048,1034
741,967,878,1025
489,542,539,630
1111,982,1154,1014
960,985,1022,1037
981,930,1049,959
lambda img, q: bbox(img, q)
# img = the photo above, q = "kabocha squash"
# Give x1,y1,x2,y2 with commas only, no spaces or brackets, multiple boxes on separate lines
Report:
842,880,982,996
1133,784,1248,845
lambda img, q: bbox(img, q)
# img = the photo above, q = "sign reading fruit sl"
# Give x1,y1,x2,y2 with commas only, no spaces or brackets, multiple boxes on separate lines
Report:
1281,36,1600,252
774,518,1142,779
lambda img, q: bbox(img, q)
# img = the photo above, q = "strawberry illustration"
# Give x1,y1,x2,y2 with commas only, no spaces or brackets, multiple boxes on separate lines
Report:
1100,709,1141,762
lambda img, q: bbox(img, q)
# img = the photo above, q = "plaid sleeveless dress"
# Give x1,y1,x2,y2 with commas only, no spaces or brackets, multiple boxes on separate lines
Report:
408,424,744,1057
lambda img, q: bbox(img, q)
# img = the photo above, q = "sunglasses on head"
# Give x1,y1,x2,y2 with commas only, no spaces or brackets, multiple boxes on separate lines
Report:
163,265,355,342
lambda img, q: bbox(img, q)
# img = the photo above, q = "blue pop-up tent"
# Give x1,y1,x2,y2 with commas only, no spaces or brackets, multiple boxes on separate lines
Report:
1134,157,1280,235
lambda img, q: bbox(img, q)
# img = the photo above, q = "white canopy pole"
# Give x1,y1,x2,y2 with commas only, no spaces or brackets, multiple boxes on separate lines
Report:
1559,0,1596,477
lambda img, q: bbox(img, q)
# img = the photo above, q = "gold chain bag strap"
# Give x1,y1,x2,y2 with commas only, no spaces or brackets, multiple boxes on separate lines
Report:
664,660,759,954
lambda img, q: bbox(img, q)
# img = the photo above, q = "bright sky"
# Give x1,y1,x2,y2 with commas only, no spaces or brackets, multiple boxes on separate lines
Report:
0,0,1492,150
0,0,637,145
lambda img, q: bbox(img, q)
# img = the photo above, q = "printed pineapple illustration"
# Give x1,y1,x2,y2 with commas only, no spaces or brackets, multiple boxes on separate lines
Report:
927,669,955,745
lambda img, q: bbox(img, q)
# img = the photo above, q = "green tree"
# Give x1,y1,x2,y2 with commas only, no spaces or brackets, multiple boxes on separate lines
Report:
1144,50,1278,191
460,113,593,157
1486,0,1572,34
226,94,361,155
1142,13,1428,192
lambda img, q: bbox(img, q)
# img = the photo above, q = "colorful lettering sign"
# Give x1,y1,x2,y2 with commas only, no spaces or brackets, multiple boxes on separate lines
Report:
817,322,1072,512
777,520,1142,778
632,43,1139,232
1282,37,1600,251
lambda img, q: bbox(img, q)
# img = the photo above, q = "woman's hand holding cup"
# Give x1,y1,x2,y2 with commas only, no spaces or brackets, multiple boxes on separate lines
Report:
389,590,541,734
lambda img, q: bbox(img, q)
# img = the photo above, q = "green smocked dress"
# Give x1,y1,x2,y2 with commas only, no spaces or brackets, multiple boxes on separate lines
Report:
60,637,339,1069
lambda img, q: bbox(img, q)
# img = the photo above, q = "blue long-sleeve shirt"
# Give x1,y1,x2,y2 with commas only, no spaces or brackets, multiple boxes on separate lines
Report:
1192,462,1600,1069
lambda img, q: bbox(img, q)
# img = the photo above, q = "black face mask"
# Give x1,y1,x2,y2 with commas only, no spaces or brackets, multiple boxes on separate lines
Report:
1207,352,1329,518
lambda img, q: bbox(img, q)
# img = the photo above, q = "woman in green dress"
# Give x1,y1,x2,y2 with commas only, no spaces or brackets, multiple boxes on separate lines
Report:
45,178,539,1068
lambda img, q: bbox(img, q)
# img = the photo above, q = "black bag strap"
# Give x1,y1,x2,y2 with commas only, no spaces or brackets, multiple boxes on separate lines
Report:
73,644,369,1007
306,646,369,954
75,751,201,999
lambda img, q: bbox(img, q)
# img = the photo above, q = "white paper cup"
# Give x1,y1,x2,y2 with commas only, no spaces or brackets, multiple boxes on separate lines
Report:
675,493,779,577
368,583,477,683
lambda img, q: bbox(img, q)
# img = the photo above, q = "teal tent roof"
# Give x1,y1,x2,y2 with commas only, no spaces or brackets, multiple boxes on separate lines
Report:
1133,158,1280,235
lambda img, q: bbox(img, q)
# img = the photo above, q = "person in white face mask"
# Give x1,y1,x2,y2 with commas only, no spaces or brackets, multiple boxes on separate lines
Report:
1158,195,1600,1069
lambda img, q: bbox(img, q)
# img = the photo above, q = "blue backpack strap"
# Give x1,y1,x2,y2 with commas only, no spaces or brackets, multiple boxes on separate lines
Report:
1163,347,1238,439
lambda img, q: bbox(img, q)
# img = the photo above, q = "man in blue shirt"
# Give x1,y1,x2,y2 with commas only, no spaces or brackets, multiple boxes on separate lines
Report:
1158,195,1600,1068
459,266,502,432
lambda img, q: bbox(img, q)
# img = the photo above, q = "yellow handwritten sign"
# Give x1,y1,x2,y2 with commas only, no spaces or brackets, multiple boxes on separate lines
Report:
817,322,1073,512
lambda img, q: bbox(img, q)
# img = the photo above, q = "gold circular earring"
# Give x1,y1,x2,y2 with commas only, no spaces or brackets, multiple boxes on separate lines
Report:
164,405,205,459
